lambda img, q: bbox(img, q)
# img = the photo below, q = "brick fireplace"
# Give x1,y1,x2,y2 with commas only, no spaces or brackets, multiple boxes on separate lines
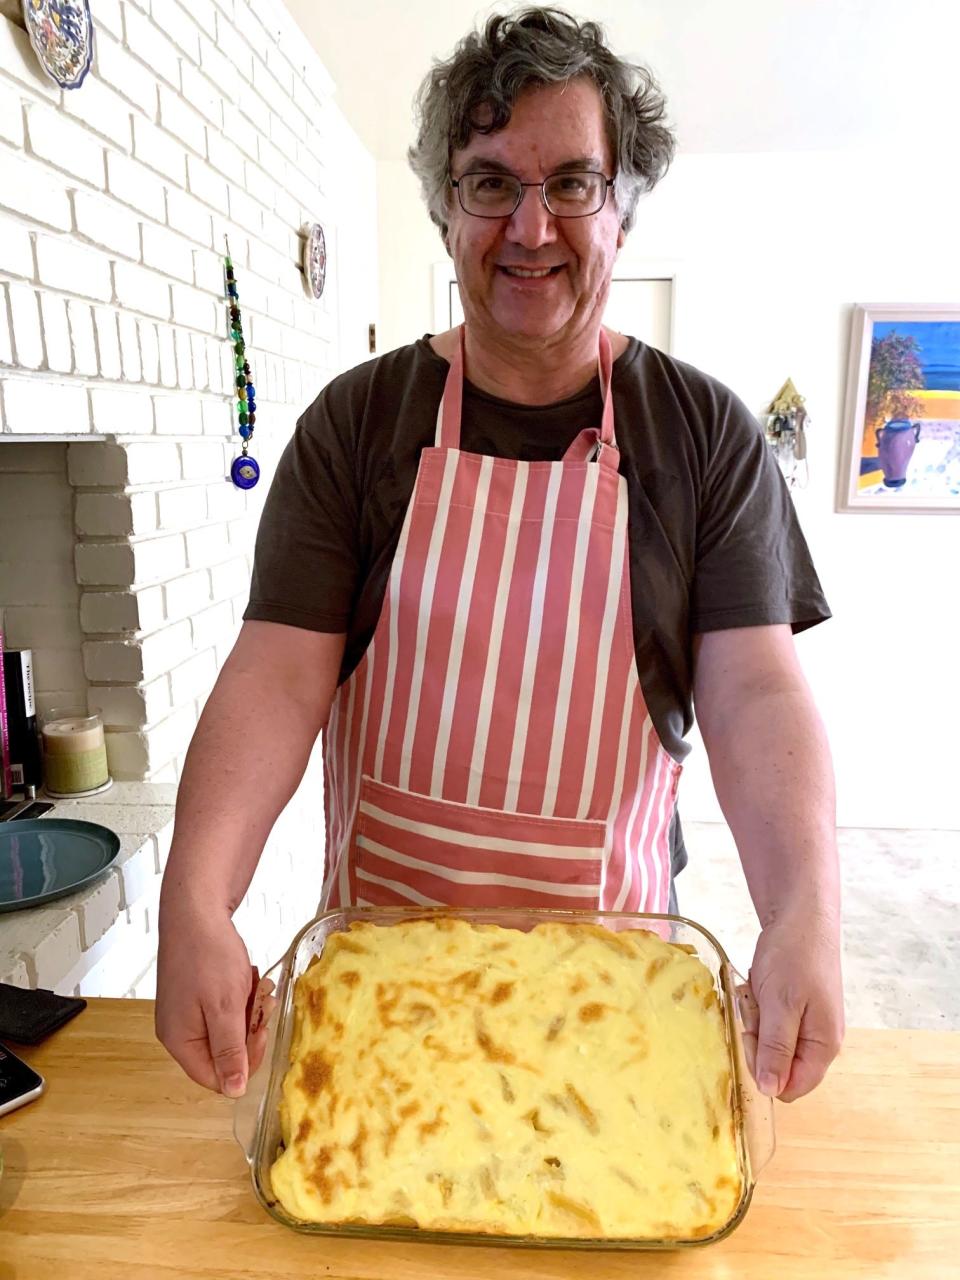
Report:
0,0,376,995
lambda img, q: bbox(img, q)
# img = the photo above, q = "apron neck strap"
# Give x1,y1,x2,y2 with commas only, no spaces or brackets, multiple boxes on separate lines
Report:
435,326,466,449
435,324,618,451
598,326,616,447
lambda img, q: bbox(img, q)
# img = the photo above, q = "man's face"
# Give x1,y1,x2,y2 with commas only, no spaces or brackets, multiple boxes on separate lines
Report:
446,77,625,347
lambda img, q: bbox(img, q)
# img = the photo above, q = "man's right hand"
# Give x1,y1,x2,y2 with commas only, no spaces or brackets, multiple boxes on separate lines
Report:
155,904,259,1098
153,624,345,1095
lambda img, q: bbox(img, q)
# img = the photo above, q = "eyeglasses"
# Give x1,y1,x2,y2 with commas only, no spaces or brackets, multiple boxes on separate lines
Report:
451,170,615,219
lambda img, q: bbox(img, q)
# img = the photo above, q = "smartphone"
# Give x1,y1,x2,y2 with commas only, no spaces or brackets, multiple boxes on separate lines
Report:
0,1042,45,1117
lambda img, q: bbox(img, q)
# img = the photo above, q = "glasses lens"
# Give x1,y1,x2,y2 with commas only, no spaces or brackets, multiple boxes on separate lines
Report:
543,171,606,216
459,173,521,216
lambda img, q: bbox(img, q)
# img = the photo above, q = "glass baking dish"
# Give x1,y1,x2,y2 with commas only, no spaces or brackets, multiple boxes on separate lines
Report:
233,906,775,1250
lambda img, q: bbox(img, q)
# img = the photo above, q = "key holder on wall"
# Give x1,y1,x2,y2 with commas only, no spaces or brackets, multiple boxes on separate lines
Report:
763,378,809,490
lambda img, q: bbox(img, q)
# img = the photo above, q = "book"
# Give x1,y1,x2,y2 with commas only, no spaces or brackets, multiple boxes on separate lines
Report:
0,618,11,798
2,648,42,793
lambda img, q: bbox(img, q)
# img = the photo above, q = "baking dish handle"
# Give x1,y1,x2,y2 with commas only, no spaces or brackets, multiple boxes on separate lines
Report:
725,965,777,1179
233,959,283,1165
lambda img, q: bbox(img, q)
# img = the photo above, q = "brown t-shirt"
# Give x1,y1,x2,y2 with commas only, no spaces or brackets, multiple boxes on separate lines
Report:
245,335,830,876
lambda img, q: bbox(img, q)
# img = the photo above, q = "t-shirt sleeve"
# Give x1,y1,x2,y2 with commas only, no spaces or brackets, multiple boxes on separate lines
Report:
243,385,360,633
689,384,831,635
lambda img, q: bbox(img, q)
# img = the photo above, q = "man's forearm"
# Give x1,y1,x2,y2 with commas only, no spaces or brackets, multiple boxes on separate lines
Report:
694,629,843,1099
160,674,321,919
159,631,335,922
160,671,319,920
701,684,840,930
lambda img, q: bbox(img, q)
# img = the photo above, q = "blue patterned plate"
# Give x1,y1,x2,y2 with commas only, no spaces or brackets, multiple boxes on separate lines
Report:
22,0,94,90
0,818,119,912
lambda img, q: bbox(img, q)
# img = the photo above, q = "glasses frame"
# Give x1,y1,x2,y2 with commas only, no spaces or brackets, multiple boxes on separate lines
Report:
450,170,615,220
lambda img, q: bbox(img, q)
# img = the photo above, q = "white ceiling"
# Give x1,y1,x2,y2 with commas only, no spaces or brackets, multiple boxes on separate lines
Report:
285,0,957,161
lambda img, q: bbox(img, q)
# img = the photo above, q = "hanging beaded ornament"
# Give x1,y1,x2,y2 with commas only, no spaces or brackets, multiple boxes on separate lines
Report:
224,238,260,490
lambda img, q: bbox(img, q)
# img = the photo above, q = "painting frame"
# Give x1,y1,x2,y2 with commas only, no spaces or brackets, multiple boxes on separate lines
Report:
837,302,960,514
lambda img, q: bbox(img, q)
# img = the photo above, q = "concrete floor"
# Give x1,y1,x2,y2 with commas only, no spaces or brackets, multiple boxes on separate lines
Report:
677,822,960,1032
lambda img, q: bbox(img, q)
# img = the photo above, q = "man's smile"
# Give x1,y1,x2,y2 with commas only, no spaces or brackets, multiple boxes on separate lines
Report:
496,263,567,279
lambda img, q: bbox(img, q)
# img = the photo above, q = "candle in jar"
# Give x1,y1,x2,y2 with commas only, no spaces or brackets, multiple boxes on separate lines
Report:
41,713,109,795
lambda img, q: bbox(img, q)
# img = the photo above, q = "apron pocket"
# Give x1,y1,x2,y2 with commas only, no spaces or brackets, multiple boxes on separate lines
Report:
353,774,606,910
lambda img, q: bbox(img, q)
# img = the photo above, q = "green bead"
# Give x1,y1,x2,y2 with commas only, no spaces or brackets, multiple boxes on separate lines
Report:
224,256,232,268
236,375,245,390
239,411,249,425
233,340,245,356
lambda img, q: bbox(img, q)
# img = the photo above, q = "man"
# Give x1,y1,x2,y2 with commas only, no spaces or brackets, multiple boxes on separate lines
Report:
157,9,843,1109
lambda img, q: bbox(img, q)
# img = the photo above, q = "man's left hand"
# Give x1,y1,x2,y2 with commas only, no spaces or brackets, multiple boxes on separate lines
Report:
748,906,845,1102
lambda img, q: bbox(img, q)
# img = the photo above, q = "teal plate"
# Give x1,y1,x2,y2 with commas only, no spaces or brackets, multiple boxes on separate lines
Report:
0,819,120,913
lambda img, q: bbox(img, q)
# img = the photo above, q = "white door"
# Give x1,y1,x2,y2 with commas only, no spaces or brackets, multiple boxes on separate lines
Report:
603,278,673,350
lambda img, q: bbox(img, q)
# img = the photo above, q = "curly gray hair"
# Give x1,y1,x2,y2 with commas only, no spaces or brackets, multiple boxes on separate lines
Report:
408,7,676,244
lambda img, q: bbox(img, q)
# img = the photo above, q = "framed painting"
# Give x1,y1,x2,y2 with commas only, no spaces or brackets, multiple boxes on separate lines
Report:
838,303,960,513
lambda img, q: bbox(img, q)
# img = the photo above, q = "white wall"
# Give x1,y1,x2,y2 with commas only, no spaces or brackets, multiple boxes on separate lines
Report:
377,159,443,356
377,146,960,832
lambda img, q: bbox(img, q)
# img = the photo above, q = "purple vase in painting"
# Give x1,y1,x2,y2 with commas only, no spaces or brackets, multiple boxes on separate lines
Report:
875,419,921,489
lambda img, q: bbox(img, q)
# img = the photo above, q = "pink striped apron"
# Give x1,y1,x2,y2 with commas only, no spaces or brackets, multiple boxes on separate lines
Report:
321,326,681,913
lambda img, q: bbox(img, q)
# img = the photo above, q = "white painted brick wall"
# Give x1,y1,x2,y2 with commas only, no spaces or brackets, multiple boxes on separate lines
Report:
105,150,166,220
94,677,170,729
132,114,187,186
190,598,235,652
23,101,105,187
8,281,43,368
0,75,22,146
0,213,34,278
80,586,165,634
113,260,171,320
142,222,195,284
123,13,179,92
116,310,141,382
0,152,71,229
35,233,113,303
138,319,160,384
93,305,122,379
0,286,12,365
157,324,177,387
3,375,89,431
75,489,157,537
94,32,158,116
163,567,212,621
156,484,207,531
39,291,72,373
169,648,217,704
166,187,212,248
1,0,375,812
88,385,154,434
61,73,132,151
184,521,230,569
179,438,228,481
68,300,99,376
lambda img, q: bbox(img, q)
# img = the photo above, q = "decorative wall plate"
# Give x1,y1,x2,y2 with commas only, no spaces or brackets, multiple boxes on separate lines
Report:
302,222,327,299
22,0,94,90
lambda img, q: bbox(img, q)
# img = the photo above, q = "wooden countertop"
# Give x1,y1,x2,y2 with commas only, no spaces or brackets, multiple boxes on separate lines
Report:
1,999,958,1279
